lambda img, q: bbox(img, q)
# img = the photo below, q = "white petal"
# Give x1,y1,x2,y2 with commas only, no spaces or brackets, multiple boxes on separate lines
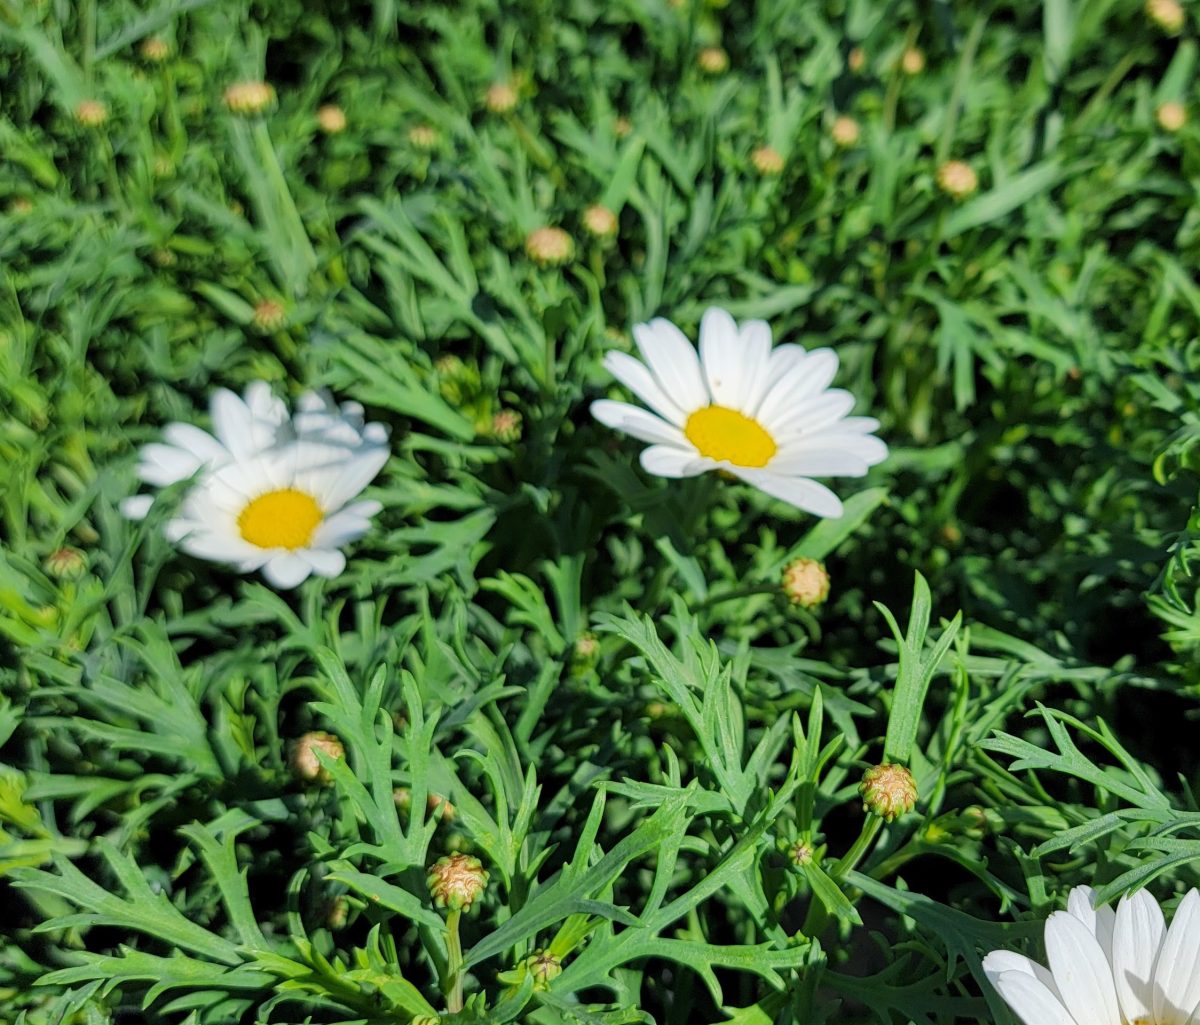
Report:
312,508,374,548
177,529,263,564
310,444,389,511
603,351,689,425
698,307,745,408
120,495,154,520
1068,886,1117,960
260,553,314,589
299,548,347,578
777,430,889,467
639,444,708,478
1044,910,1121,1025
735,317,775,412
338,499,383,519
1154,890,1200,1025
1113,888,1166,1025
591,400,688,447
136,443,204,487
734,471,844,517
770,388,857,435
210,387,282,460
982,951,1061,999
766,342,808,378
767,449,870,478
990,971,1079,1025
161,423,229,466
633,318,708,412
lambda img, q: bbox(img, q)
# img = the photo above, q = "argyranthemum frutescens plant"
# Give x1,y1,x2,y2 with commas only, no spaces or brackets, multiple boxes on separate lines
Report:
123,382,389,588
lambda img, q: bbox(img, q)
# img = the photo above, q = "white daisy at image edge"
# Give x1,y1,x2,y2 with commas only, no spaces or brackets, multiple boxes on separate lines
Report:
983,885,1200,1025
122,383,389,589
590,307,887,517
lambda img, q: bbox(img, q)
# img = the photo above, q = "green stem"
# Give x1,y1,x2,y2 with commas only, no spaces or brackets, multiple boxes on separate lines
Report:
445,908,464,1013
799,816,883,938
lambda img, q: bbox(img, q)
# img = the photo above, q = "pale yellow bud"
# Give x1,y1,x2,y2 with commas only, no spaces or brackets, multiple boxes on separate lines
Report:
407,123,439,149
75,99,108,127
847,47,866,74
614,116,633,138
830,116,860,148
485,81,519,113
427,853,488,911
936,160,978,199
252,299,287,333
1157,101,1187,132
289,731,344,783
1146,0,1186,32
490,408,523,443
751,145,785,176
524,226,574,267
223,81,275,115
900,47,925,75
859,763,918,822
782,558,830,608
140,37,170,62
583,204,619,238
45,547,87,580
316,104,347,134
697,47,729,74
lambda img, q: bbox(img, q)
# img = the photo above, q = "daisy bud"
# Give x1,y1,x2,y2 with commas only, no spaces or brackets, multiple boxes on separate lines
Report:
830,115,860,148
900,47,925,75
936,160,978,200
252,298,287,333
751,145,785,176
614,115,633,138
1157,100,1187,133
573,632,600,665
325,895,349,929
74,99,109,127
782,558,830,608
393,786,412,810
289,731,345,783
152,154,174,178
10,197,33,215
859,763,917,822
223,80,275,115
490,408,523,443
1146,0,1186,32
316,104,347,134
427,853,488,912
583,203,618,239
428,792,456,821
140,36,170,62
525,226,574,267
485,80,519,114
697,46,729,74
407,123,439,150
523,950,563,989
786,838,814,867
847,46,866,74
150,247,176,267
45,547,87,580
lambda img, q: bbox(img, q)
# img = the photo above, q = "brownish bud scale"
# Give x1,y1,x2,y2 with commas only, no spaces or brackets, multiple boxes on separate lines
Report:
830,115,860,148
485,81,519,113
573,632,600,662
252,299,287,333
525,226,574,267
859,763,917,822
1157,101,1187,133
316,104,347,134
407,123,439,149
1146,0,1186,33
583,204,618,239
289,731,344,783
223,81,275,115
75,99,108,127
427,853,488,911
900,47,925,75
490,409,523,444
751,145,785,176
697,46,729,74
936,160,978,199
782,558,830,608
140,37,170,62
45,547,86,580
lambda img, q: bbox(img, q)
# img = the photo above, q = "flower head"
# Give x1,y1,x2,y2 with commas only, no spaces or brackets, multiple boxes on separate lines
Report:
583,204,619,239
782,557,830,607
985,886,1200,1025
490,408,523,443
590,308,887,517
830,116,860,148
936,160,978,199
485,80,519,113
252,299,287,332
140,37,170,62
525,226,574,267
223,81,275,115
408,123,439,150
289,731,344,783
847,47,866,73
1157,101,1187,132
698,47,729,74
316,104,347,133
121,382,389,589
859,763,917,821
1146,0,1186,32
900,47,925,75
752,146,785,176
75,99,108,126
45,547,87,580
427,854,488,911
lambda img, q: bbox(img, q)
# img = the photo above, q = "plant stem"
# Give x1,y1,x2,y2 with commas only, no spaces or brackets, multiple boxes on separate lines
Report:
445,908,464,1013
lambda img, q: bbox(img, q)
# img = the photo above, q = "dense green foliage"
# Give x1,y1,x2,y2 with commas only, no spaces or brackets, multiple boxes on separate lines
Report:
2,0,1200,1022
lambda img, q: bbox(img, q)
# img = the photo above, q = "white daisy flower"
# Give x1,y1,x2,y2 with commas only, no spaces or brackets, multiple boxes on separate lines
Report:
983,885,1200,1025
124,383,389,589
590,307,886,517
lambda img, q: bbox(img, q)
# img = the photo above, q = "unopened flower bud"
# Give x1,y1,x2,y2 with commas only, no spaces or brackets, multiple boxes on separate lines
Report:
830,115,860,148
223,80,275,115
45,547,86,580
847,47,866,74
75,99,108,127
393,786,412,809
289,731,344,783
698,46,729,74
900,47,925,75
524,950,562,989
252,298,287,332
583,203,618,239
316,104,346,134
1146,0,1186,33
614,116,633,138
140,37,170,62
490,408,523,443
786,838,814,867
782,558,830,608
859,763,917,822
1157,101,1187,133
428,793,456,821
485,80,519,113
751,145,785,176
936,160,978,199
427,853,488,911
10,197,33,215
525,226,574,267
573,632,600,665
326,895,349,929
408,123,439,150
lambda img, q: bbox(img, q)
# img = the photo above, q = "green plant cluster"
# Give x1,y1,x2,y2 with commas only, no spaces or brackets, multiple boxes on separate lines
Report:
2,0,1199,1022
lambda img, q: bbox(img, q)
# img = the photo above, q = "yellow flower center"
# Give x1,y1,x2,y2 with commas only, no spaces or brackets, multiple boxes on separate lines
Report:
237,488,323,550
683,405,777,467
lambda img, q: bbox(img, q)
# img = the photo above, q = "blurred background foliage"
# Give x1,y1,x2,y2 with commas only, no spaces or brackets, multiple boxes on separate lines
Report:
1,0,1199,1022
